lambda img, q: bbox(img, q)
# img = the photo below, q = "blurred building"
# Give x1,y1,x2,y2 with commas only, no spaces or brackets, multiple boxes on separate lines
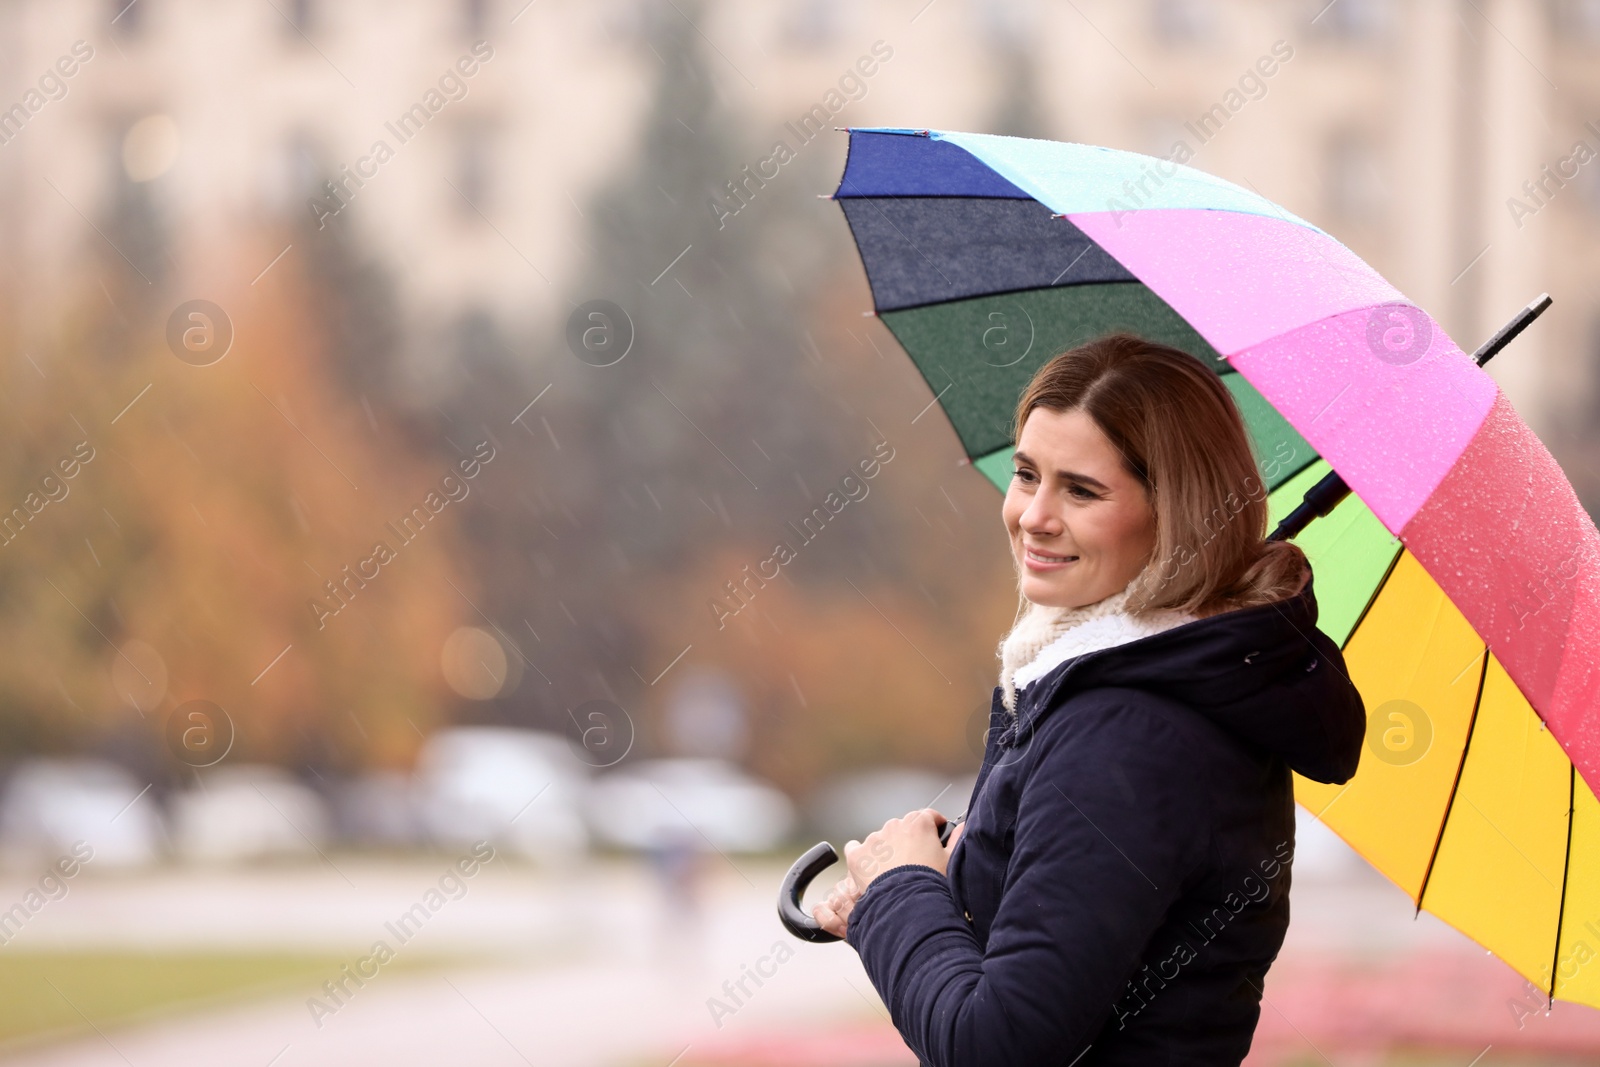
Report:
1,0,1597,470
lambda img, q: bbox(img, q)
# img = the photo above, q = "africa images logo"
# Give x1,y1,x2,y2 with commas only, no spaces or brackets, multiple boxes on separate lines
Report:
1364,303,1432,366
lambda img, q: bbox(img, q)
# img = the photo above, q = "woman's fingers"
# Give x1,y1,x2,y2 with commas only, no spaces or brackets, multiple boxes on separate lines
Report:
812,895,851,940
826,881,857,919
845,813,954,892
812,900,846,938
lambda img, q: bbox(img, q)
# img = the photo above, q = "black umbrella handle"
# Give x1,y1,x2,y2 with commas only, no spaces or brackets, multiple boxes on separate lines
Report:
778,814,963,943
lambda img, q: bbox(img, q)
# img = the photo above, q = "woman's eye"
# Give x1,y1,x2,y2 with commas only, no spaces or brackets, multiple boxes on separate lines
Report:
1011,470,1093,498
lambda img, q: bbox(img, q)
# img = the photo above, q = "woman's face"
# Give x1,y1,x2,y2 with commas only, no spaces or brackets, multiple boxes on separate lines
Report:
1003,406,1158,609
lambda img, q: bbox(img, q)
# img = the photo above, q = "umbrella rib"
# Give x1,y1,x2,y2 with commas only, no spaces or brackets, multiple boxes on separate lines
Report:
1227,175,1501,421
1413,646,1491,915
1332,536,1407,653
1546,763,1577,1007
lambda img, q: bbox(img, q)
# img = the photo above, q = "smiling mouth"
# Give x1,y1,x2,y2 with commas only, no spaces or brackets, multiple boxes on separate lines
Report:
1025,548,1078,564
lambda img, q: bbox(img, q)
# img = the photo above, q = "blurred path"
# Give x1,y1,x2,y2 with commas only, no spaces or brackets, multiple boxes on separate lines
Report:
6,841,1600,1066
0,855,898,1067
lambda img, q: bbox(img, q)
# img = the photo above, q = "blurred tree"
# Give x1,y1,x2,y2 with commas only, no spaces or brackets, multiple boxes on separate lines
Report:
988,47,1051,141
979,0,1051,140
632,543,992,798
0,0,1020,794
296,204,409,415
0,222,469,774
436,0,867,735
417,1,1028,799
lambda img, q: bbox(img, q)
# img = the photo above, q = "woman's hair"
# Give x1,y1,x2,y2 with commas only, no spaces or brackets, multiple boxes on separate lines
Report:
1008,331,1308,619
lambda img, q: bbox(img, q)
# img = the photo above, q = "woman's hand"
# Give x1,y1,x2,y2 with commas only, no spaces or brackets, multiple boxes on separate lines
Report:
812,870,860,940
811,809,964,939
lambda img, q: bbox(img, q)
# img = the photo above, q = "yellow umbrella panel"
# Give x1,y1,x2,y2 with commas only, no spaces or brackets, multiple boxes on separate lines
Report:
1274,459,1600,1009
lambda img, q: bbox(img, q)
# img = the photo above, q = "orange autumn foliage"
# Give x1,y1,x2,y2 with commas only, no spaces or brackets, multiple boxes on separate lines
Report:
0,227,474,769
634,541,1013,799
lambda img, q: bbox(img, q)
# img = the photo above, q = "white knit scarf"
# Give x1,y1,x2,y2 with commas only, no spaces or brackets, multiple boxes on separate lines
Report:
997,573,1201,716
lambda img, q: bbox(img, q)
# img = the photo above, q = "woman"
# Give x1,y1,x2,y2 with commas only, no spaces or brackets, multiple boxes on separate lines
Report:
812,332,1366,1065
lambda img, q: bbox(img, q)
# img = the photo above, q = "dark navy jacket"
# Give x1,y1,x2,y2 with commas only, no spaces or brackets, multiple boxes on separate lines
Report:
845,569,1365,1066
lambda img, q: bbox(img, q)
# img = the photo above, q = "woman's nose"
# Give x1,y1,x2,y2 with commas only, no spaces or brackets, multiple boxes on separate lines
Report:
1020,491,1061,533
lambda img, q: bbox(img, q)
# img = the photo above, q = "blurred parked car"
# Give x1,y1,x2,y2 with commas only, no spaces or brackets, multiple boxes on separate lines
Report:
332,769,424,847
411,727,590,862
0,758,163,869
807,766,979,845
168,764,331,864
586,758,795,853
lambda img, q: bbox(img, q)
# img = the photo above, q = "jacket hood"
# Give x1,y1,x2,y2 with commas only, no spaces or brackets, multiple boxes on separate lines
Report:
1008,567,1367,784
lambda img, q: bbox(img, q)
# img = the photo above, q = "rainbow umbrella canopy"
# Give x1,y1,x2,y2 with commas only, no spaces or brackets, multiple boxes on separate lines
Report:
833,127,1600,1011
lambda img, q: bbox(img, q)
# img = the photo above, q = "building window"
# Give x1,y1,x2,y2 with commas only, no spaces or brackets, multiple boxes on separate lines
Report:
454,121,493,216
110,0,145,36
1583,153,1600,218
1323,130,1387,222
1554,0,1600,37
282,0,315,39
263,130,324,212
1152,0,1215,44
1309,0,1389,41
778,0,841,50
462,0,491,37
972,0,1037,51
1592,311,1600,383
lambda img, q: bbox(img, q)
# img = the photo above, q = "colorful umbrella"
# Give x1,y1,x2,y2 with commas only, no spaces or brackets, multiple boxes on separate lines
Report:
827,127,1600,1012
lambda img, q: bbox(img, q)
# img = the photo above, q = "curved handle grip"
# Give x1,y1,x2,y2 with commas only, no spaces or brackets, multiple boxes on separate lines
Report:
778,841,844,943
778,815,962,943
